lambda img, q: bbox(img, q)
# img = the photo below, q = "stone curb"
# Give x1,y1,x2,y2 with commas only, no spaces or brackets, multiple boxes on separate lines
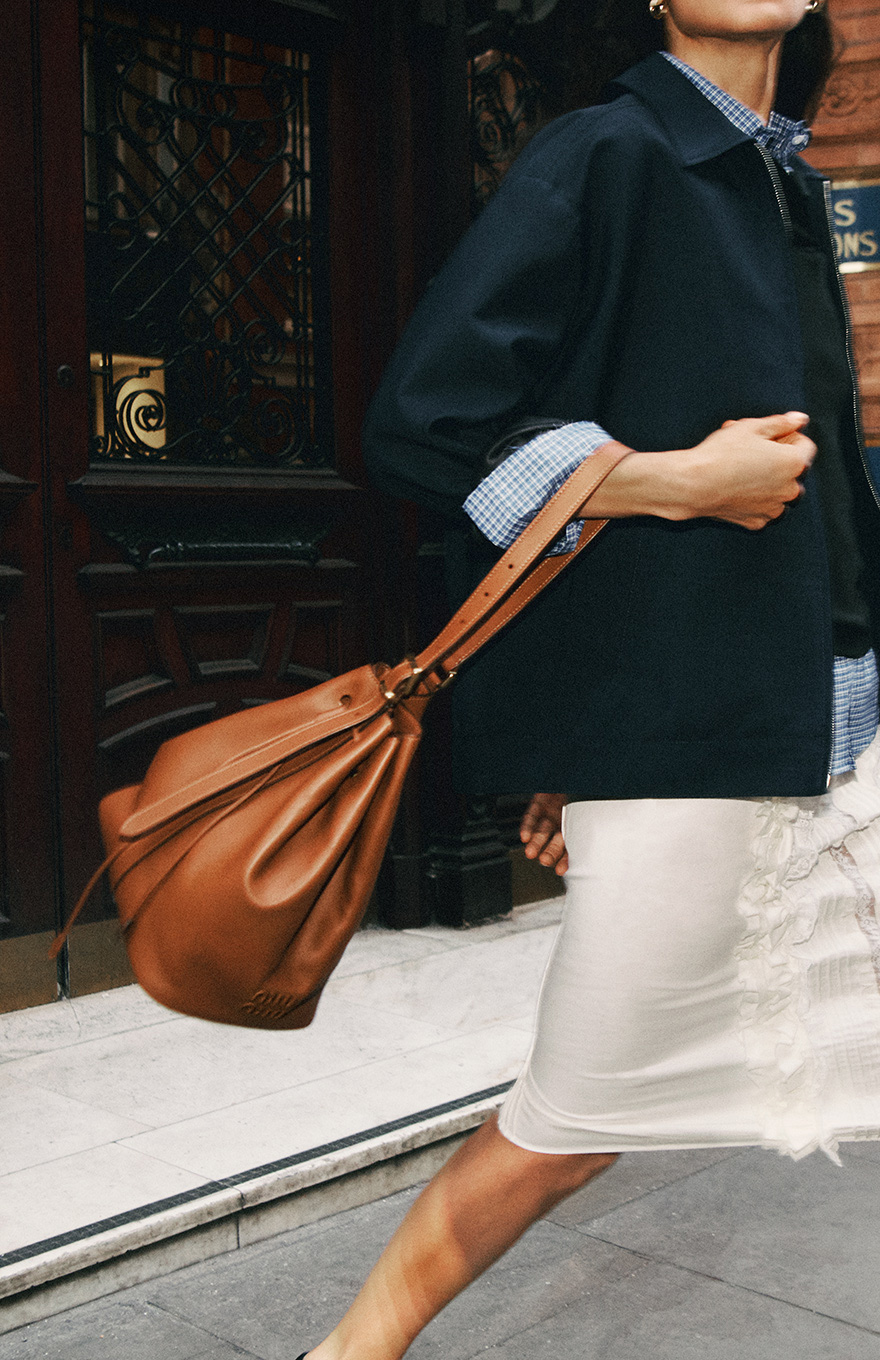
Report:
0,1085,509,1333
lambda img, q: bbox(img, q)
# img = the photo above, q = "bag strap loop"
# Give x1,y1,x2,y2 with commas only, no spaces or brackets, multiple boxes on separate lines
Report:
382,441,631,698
50,441,631,958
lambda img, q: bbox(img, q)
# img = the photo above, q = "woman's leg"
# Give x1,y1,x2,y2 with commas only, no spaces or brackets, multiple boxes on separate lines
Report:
307,1112,617,1360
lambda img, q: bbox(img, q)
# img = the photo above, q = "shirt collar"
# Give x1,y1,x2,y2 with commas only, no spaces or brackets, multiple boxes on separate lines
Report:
661,53,811,167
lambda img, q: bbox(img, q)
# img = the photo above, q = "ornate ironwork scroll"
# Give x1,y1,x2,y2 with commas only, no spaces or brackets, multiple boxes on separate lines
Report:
95,504,330,566
469,48,547,209
81,1,332,468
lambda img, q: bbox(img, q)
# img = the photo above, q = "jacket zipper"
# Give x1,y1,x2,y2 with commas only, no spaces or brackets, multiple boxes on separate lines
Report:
755,143,793,241
818,180,880,787
757,144,846,783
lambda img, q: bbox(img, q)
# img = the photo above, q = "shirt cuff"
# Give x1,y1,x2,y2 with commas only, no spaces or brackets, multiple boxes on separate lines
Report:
463,421,613,554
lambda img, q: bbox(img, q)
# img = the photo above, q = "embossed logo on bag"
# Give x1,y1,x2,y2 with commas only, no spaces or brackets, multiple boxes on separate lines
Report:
241,988,302,1019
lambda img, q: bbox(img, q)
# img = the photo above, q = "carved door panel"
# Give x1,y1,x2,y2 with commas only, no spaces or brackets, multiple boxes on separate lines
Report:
0,0,388,1006
0,0,84,1009
63,0,378,996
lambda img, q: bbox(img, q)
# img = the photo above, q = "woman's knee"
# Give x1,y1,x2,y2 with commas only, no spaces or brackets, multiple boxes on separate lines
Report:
521,1147,619,1200
472,1113,618,1199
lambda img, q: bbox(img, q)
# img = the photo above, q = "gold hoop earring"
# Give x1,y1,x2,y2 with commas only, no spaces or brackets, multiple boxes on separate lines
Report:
649,0,667,15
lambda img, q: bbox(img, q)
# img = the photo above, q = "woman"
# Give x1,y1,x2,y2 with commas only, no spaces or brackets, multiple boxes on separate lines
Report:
303,2,880,1356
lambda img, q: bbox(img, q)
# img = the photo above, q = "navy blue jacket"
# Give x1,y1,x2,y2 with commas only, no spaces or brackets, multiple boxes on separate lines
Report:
363,53,880,799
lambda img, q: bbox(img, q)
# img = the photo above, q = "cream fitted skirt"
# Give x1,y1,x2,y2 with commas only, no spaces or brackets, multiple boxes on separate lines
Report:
499,737,880,1164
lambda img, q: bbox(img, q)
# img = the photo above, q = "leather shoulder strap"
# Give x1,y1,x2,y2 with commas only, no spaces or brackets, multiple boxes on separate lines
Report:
384,441,631,696
50,441,631,958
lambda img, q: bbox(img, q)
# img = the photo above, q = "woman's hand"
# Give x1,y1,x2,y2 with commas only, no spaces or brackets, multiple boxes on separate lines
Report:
666,412,818,528
578,412,817,530
520,793,568,875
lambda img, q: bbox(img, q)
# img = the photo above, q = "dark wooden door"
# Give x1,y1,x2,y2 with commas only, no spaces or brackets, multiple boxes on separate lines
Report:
1,0,408,1008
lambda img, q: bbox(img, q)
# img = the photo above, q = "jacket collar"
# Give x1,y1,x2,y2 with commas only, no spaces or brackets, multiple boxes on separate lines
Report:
608,52,802,169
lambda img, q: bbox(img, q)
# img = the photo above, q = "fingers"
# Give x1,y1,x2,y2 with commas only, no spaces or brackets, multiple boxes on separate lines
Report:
723,414,816,466
773,432,817,469
519,795,548,839
522,814,560,859
520,793,568,871
527,828,567,868
734,486,802,528
679,413,816,532
521,815,553,856
732,477,806,528
520,792,565,835
749,410,810,440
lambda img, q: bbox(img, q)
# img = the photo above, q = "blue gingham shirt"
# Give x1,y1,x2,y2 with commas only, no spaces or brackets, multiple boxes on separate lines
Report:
465,422,613,555
463,56,877,777
662,53,812,167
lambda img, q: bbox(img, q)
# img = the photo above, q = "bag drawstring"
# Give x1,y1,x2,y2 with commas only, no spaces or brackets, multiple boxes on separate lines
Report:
49,761,282,960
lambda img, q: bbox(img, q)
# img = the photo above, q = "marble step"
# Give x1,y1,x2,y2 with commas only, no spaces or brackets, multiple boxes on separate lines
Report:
0,1082,510,1334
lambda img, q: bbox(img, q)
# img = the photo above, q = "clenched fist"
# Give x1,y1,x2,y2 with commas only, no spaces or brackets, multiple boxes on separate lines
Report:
577,411,816,530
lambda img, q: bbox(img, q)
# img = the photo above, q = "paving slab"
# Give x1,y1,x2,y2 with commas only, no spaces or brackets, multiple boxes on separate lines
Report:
0,1076,149,1178
329,927,556,1033
2,992,458,1131
116,1026,527,1181
0,904,559,1272
147,1204,625,1360
845,1137,880,1164
0,1144,210,1257
0,985,173,1064
4,896,880,1355
577,1145,880,1333
475,1256,880,1360
0,1297,252,1360
547,1145,741,1225
6,1148,880,1360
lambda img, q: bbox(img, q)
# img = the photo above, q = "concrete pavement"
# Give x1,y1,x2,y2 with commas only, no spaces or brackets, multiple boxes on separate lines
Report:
3,889,880,1356
0,900,560,1328
3,1138,880,1358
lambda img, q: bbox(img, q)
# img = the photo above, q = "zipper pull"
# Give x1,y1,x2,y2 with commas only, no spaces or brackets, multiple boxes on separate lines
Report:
755,142,793,242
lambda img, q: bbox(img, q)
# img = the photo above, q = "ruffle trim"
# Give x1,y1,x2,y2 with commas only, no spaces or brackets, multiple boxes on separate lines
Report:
735,737,880,1165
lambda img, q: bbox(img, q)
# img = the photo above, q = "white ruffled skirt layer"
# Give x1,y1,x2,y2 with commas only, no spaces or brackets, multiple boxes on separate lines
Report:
499,736,880,1163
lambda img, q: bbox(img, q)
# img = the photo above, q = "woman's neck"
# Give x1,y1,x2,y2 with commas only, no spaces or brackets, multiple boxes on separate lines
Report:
664,33,783,122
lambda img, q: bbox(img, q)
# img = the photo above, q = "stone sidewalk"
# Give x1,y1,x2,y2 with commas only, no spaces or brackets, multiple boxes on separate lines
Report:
1,902,562,1255
4,890,880,1356
0,901,561,1327
4,1137,880,1358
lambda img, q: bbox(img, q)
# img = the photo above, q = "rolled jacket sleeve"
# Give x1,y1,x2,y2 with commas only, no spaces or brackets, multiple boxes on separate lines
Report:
464,421,612,553
362,130,594,520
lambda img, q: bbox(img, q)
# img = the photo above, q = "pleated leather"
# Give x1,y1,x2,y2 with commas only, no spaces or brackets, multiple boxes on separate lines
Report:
52,443,630,1029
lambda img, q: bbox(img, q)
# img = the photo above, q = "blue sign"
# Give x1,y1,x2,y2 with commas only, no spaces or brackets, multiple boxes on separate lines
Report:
866,448,880,498
829,183,880,272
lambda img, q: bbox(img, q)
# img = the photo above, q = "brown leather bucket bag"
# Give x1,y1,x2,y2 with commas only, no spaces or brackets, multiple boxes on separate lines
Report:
51,444,629,1029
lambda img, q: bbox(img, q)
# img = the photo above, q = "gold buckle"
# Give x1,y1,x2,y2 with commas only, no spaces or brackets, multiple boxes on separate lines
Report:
383,657,457,704
383,655,423,703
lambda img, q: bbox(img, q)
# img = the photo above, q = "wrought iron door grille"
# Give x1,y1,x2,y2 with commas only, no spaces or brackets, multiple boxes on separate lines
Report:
469,48,546,210
81,1,333,469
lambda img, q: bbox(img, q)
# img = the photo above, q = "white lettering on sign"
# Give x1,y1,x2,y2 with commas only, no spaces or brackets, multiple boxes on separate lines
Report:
834,230,879,260
830,184,880,270
834,198,857,228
